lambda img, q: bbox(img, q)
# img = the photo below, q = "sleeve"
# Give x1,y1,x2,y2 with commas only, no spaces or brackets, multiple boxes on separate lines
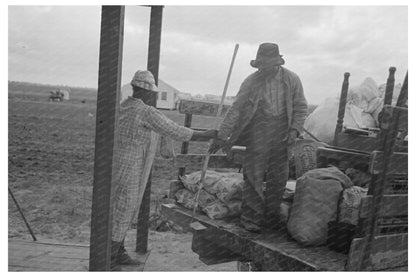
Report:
144,107,194,141
290,74,308,135
217,77,252,140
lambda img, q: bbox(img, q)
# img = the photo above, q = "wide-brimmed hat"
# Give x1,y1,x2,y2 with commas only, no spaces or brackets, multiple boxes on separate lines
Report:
250,43,285,68
130,70,159,92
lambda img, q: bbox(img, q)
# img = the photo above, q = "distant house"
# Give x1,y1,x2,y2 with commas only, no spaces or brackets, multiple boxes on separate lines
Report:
121,79,180,110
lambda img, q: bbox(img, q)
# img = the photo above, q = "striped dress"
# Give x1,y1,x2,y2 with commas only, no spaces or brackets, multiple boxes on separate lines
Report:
112,97,193,242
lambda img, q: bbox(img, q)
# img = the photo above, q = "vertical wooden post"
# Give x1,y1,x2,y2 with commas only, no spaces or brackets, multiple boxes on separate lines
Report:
89,6,125,271
178,113,192,177
136,5,164,254
383,67,396,106
333,72,350,146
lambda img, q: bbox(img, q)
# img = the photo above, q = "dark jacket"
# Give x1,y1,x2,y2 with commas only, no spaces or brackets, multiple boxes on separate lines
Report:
218,67,308,148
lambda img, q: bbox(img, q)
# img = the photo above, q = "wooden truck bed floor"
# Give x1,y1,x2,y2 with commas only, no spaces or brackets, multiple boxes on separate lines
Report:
161,202,348,271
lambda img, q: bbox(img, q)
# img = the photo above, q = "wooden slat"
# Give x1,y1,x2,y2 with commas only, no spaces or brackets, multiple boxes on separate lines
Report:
369,151,408,175
346,233,407,271
316,147,370,168
178,113,192,176
178,99,230,117
360,194,408,218
335,133,379,153
174,154,242,168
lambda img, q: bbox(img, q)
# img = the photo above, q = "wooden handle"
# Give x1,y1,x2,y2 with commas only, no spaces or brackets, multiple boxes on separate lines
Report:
191,43,240,221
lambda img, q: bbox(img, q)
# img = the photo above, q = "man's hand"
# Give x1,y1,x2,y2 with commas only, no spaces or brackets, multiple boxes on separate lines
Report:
287,129,299,145
191,129,218,141
208,138,227,154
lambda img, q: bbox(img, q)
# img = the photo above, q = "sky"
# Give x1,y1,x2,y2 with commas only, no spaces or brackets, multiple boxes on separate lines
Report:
8,5,408,104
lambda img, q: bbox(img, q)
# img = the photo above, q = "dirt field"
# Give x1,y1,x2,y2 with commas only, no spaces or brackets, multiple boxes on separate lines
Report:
8,84,235,271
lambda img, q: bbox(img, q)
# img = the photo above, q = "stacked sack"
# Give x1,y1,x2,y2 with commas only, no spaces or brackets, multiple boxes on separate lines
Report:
175,170,244,219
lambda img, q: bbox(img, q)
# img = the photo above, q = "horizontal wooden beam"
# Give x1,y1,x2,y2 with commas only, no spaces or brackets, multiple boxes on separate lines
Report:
316,147,370,166
334,133,379,153
346,233,407,271
369,151,408,175
360,194,408,218
178,99,230,117
174,154,242,168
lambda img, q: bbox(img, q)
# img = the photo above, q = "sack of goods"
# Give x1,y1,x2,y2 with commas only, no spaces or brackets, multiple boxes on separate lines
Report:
304,77,385,144
175,170,245,219
287,167,353,246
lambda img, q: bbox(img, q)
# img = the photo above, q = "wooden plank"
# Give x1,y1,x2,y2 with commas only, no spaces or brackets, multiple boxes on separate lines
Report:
360,194,408,218
136,5,164,254
369,151,408,175
9,239,147,272
178,113,192,176
89,5,125,271
335,133,379,153
174,154,241,168
178,99,230,117
316,146,370,168
346,233,407,271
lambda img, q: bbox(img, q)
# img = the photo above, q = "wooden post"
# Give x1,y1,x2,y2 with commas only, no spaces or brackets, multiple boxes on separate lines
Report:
89,6,125,271
396,72,408,107
384,67,396,106
136,5,164,254
178,113,192,176
333,72,350,146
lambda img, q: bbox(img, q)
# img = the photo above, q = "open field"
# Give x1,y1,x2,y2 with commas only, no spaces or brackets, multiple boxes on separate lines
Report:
8,83,237,270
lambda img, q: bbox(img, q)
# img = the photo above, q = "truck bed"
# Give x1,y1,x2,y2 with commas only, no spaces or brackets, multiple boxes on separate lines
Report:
161,202,348,271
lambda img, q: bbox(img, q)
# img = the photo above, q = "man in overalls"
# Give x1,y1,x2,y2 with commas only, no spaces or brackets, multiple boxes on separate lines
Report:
210,43,308,232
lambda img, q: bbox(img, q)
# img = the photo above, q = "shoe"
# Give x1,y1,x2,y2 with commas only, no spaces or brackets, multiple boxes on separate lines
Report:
117,244,141,265
240,219,262,233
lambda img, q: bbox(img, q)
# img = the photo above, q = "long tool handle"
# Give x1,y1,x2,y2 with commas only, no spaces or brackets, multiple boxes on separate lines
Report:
191,43,239,221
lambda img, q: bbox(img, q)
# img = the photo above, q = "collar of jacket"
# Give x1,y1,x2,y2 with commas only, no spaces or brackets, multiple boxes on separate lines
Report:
247,67,290,105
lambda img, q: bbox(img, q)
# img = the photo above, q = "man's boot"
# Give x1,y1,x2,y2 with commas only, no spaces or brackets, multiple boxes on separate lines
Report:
111,241,122,271
117,240,141,265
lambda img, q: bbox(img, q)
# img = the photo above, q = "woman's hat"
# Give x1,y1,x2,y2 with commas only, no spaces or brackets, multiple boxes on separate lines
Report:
250,43,285,68
130,70,159,92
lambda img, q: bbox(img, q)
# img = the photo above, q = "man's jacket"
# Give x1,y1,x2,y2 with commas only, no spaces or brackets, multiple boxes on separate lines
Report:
218,67,308,148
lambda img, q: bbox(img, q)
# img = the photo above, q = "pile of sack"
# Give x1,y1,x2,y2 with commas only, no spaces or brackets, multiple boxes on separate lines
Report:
304,77,402,144
175,170,244,219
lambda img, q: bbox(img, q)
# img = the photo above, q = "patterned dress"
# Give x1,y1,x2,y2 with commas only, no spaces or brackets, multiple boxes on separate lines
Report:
112,97,193,242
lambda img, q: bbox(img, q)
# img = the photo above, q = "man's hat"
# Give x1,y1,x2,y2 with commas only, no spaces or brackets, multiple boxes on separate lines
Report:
250,43,285,68
130,70,159,92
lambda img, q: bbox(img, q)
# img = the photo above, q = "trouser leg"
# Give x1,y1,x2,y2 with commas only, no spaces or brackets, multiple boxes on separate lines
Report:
264,140,289,229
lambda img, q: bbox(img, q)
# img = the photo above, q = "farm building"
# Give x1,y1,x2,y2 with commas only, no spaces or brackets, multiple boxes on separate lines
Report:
121,79,180,110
